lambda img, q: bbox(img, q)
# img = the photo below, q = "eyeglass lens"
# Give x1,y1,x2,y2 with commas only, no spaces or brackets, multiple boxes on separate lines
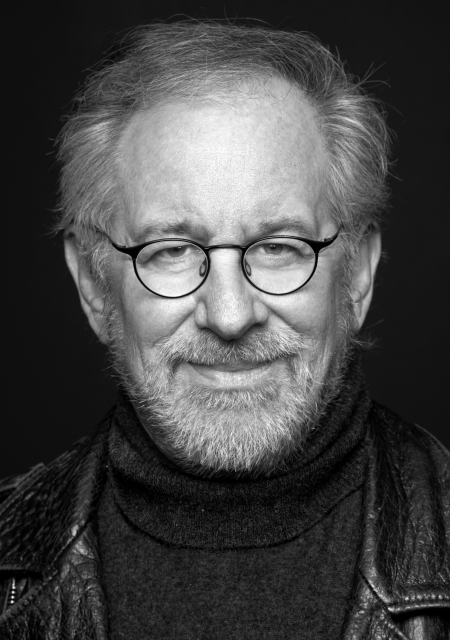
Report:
135,239,317,297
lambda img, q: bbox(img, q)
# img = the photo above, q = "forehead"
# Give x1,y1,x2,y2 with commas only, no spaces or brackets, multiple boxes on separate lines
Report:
116,78,329,242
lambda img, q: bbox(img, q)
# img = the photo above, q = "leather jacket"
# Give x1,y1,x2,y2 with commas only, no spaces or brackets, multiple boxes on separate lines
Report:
0,401,449,639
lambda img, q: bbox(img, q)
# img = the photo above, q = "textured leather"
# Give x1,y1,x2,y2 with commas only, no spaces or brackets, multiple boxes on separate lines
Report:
0,401,448,639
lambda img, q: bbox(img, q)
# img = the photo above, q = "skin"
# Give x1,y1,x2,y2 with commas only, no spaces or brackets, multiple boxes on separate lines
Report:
65,78,381,410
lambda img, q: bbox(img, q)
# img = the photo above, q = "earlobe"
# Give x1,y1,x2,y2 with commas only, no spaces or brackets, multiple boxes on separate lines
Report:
64,233,109,344
351,225,382,329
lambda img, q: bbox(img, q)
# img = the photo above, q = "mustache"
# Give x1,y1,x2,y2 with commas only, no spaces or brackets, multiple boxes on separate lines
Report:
154,326,309,368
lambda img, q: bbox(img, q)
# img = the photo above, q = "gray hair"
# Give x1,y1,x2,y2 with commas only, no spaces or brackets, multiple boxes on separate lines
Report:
55,20,391,283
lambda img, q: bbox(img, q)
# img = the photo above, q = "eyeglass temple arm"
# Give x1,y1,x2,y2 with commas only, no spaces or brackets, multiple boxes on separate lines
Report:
307,226,341,253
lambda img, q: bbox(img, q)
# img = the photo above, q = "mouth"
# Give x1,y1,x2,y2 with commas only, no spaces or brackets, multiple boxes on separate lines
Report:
184,360,283,389
191,361,270,372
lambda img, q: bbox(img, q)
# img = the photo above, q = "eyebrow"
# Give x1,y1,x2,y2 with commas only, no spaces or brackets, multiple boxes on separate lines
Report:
129,215,319,245
130,221,201,244
254,217,318,239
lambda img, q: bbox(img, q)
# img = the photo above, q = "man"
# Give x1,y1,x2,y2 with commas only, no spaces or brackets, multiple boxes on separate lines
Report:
0,21,448,640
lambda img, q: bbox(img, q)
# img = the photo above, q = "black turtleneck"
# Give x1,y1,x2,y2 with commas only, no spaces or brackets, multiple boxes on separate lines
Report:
97,356,371,639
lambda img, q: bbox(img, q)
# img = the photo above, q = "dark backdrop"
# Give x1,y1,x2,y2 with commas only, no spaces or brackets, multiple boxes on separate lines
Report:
3,1,449,477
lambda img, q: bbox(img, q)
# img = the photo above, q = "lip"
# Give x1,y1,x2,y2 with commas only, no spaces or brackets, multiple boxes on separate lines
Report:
192,362,269,372
186,360,279,388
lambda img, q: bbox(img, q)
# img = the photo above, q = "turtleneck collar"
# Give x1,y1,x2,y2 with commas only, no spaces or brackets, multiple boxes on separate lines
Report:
107,354,371,550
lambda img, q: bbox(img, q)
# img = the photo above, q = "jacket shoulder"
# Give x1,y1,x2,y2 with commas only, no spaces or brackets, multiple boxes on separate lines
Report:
0,411,111,576
0,466,44,507
0,443,86,514
0,412,112,627
370,400,450,488
342,401,450,639
364,400,450,599
369,400,450,556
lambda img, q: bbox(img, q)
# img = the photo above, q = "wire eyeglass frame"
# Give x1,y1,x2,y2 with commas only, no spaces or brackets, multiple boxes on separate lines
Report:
107,228,341,298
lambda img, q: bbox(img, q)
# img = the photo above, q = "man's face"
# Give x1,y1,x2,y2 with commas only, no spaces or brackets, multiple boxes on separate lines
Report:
100,79,357,477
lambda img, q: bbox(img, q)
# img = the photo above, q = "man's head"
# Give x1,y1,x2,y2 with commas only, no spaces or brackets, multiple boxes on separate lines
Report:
60,22,388,478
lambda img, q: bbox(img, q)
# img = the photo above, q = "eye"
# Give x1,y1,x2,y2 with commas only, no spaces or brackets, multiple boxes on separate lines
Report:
161,245,192,259
136,241,205,275
260,243,291,256
246,238,315,269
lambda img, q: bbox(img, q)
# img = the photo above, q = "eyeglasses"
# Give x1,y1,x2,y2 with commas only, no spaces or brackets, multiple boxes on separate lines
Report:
107,228,341,298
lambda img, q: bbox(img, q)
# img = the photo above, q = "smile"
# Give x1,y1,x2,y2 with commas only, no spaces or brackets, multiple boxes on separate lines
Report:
186,360,283,388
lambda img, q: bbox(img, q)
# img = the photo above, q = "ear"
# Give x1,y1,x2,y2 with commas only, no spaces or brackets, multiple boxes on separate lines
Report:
350,225,382,329
64,230,109,344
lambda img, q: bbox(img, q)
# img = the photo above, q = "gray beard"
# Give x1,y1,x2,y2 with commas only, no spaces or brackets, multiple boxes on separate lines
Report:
105,295,358,479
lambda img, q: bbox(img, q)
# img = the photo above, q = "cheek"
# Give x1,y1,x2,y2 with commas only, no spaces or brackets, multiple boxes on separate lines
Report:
273,272,342,341
115,274,196,349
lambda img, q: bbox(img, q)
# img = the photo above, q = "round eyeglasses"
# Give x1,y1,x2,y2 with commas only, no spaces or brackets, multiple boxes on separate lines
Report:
107,229,341,298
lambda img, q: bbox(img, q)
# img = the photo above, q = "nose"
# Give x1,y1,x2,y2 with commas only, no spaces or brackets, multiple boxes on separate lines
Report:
194,249,268,340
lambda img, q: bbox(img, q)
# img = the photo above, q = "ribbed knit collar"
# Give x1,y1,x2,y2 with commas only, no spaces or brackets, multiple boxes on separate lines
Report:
107,354,371,550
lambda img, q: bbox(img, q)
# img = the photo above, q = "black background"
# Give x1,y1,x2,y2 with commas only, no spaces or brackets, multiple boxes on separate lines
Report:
3,1,449,477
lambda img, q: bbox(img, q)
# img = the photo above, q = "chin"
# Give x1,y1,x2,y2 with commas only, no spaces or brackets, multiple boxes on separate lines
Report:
129,348,343,478
107,299,357,478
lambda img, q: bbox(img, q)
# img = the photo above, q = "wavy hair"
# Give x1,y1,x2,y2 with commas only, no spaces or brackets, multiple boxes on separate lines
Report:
55,21,391,283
